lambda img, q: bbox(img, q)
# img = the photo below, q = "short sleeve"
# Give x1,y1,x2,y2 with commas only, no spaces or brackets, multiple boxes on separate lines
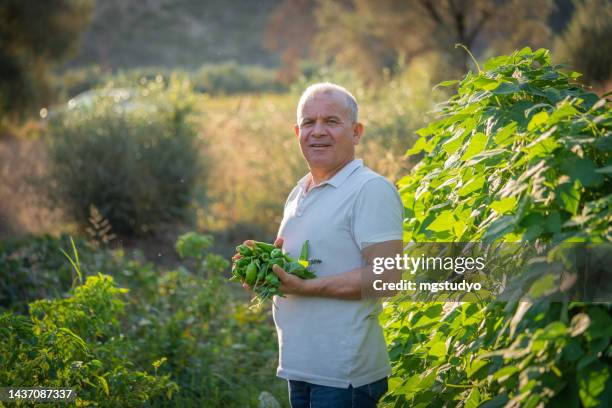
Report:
351,177,403,249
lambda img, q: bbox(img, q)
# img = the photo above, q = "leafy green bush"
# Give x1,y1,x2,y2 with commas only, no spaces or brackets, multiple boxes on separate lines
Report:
554,0,612,86
124,269,284,407
120,232,284,407
0,275,178,407
0,232,286,407
46,75,202,236
401,47,609,244
193,61,285,95
382,48,611,407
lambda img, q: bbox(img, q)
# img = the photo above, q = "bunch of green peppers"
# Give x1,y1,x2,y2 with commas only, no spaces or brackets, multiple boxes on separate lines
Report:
230,240,320,304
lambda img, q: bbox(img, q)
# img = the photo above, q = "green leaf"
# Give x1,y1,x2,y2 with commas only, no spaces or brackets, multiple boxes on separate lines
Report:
578,362,610,408
562,157,604,187
428,340,446,358
549,103,579,123
556,179,581,215
394,374,422,395
90,359,103,369
484,55,510,70
490,197,517,214
492,365,519,382
544,210,562,234
418,370,437,389
427,211,455,233
492,82,520,95
493,122,517,146
435,80,459,88
458,176,486,197
480,394,510,408
461,132,488,161
483,216,516,241
595,165,612,174
472,77,499,91
58,327,88,353
540,321,568,339
442,129,468,155
466,149,509,166
562,341,585,362
387,376,403,391
528,274,557,298
467,359,489,378
299,240,309,261
584,307,612,340
465,388,481,408
97,375,110,396
407,137,426,155
527,111,549,131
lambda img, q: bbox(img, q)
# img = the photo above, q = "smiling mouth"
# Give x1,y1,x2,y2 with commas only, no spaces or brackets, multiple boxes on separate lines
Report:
310,144,331,147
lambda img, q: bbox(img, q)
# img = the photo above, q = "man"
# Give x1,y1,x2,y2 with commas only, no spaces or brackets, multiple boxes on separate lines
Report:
247,83,403,408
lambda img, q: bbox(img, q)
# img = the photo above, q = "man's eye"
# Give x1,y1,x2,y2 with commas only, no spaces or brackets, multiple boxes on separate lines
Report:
327,119,339,124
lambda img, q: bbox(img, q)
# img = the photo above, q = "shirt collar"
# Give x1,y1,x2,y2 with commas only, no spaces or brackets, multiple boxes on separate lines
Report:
298,159,363,190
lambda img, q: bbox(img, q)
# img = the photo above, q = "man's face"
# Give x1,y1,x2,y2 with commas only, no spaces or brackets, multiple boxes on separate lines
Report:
294,91,363,174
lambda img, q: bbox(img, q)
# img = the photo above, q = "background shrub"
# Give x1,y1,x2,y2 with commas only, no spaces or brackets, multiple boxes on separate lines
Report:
193,61,285,95
0,235,88,313
45,75,202,236
51,65,107,102
0,234,153,314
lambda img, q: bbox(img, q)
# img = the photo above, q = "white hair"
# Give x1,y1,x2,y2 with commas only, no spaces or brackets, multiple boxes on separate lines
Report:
296,82,359,123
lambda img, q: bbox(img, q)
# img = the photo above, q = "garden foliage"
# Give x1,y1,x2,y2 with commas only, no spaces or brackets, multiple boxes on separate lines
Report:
382,48,611,407
0,233,285,407
0,274,177,407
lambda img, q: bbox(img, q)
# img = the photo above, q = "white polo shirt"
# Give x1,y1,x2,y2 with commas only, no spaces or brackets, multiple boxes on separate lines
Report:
274,159,403,388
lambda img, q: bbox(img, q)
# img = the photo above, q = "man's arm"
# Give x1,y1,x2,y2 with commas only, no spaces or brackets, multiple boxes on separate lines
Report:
272,240,403,300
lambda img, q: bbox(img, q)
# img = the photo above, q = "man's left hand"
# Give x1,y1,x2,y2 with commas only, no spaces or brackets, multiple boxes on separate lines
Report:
272,264,307,295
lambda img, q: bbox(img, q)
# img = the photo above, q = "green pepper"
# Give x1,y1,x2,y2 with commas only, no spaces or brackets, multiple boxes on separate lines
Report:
265,273,279,285
235,257,250,268
269,258,285,268
256,263,268,284
254,241,276,252
245,262,258,285
236,245,253,256
230,239,319,306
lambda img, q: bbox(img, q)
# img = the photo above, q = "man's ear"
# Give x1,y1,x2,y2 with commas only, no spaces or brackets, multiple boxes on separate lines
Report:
353,122,364,145
294,124,300,137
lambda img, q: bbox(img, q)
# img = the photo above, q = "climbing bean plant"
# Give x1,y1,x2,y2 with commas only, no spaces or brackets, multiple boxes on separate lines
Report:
382,48,611,407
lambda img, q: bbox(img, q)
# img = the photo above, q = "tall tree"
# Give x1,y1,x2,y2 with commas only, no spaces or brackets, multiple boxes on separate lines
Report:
0,0,93,118
554,0,612,90
266,0,554,81
264,0,317,83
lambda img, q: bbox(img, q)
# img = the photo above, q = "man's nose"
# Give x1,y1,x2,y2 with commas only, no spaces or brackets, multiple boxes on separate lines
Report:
312,120,326,137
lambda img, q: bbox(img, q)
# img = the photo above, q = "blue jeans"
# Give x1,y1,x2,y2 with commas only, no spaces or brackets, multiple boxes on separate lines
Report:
288,377,388,408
